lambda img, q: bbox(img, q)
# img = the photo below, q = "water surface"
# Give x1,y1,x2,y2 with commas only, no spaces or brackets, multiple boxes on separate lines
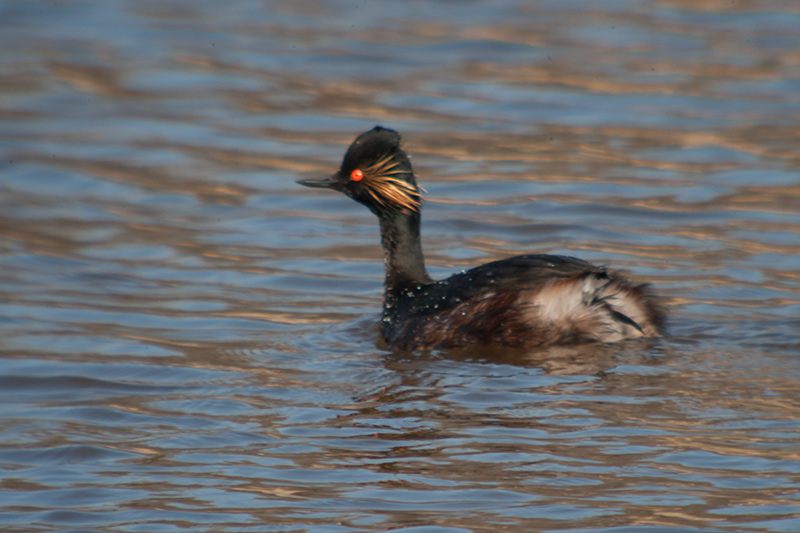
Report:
2,1,800,531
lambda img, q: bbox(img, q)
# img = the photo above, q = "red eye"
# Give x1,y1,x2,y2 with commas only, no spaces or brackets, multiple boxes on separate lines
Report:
350,169,363,181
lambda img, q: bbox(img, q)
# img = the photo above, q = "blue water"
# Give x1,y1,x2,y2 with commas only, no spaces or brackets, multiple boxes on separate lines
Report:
2,1,800,531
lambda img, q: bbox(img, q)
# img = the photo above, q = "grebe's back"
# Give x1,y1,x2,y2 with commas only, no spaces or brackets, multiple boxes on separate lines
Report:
381,254,664,351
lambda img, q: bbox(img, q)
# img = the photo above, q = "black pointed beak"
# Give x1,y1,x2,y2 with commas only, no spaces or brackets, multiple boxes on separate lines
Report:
297,175,340,189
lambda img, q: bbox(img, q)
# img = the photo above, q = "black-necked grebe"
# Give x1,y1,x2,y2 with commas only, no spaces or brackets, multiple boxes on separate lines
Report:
298,126,665,351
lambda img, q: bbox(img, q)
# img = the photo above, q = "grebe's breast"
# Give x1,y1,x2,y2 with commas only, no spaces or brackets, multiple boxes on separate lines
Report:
382,254,665,351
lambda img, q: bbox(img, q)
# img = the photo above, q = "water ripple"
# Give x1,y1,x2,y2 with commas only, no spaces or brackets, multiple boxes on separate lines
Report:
1,0,800,531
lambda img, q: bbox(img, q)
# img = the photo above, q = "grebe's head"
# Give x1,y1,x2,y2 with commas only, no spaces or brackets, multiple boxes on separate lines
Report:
298,126,421,216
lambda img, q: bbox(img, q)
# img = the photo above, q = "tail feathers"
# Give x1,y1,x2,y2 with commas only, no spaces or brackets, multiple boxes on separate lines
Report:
530,271,664,344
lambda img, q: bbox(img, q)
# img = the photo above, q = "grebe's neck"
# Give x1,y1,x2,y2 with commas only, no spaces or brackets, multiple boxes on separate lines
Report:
378,209,431,289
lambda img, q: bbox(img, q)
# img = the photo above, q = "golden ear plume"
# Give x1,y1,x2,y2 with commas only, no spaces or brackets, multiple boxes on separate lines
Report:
359,153,421,212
